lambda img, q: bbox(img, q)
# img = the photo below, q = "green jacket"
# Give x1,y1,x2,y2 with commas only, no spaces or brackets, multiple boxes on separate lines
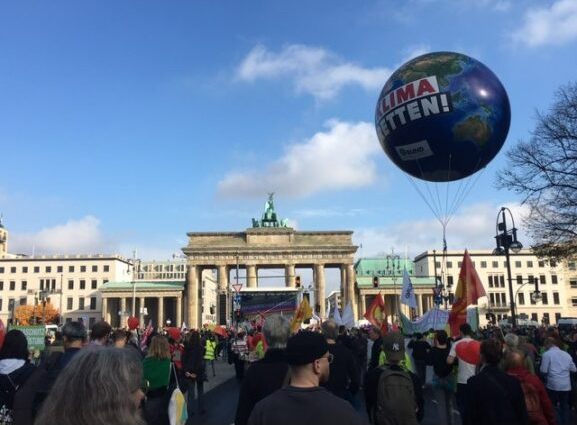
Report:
142,357,171,391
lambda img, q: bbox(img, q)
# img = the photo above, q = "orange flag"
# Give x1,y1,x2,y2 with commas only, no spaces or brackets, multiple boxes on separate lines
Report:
364,293,387,333
448,250,487,337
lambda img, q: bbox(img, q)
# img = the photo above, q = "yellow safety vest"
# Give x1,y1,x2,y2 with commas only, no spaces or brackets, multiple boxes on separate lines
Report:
204,340,216,361
378,350,414,372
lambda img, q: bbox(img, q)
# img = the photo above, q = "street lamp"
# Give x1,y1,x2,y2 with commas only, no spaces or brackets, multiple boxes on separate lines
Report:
493,207,523,328
386,251,401,322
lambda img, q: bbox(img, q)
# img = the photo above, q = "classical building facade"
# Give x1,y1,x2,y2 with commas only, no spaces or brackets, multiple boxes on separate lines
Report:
355,257,437,323
181,227,358,329
414,250,577,325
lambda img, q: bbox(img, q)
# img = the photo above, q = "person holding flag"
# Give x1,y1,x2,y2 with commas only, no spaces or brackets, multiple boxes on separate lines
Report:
446,250,487,419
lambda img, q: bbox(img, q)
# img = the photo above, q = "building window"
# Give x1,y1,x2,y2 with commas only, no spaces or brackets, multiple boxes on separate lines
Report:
103,279,109,284
68,280,74,290
21,281,27,291
518,293,525,305
46,266,51,273
446,261,453,268
457,262,462,268
90,297,96,310
492,261,498,268
541,293,548,305
104,265,110,272
9,281,15,291
0,299,2,311
569,262,576,271
555,313,562,323
552,275,558,284
516,275,522,285
553,292,560,304
57,266,63,273
447,275,454,287
572,297,577,307
500,276,505,288
528,275,534,285
481,261,487,268
10,267,16,273
488,276,494,288
69,266,75,272
543,313,550,325
80,280,86,290
515,261,522,268
19,298,26,306
89,317,96,328
22,267,28,273
92,265,98,272
80,266,86,273
91,280,97,289
540,275,546,285
79,298,85,310
570,279,577,289
34,267,39,273
0,281,3,290
531,313,538,321
538,260,545,267
0,267,4,273
67,298,73,310
530,294,537,305
527,261,533,268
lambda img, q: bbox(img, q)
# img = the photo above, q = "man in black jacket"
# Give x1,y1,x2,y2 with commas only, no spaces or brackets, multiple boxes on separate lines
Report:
247,330,363,425
235,315,291,425
368,326,383,370
464,339,529,425
320,320,360,405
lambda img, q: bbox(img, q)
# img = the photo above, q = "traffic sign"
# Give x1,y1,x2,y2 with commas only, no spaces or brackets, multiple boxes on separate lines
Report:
232,283,243,294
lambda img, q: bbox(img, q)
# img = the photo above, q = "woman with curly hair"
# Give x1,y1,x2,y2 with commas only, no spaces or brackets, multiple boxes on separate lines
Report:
34,347,145,425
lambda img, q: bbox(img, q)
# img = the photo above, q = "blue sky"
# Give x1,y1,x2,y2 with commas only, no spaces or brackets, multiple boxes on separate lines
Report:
2,0,577,270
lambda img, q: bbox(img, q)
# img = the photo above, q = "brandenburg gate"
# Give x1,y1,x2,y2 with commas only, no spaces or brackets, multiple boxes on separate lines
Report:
182,195,359,329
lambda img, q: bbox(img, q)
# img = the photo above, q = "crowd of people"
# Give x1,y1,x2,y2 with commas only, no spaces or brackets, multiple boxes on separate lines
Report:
0,317,575,425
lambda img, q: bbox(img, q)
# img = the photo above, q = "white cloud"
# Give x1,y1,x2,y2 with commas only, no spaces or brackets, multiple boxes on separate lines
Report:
354,202,531,259
9,216,114,256
217,120,381,199
511,0,577,47
236,44,393,100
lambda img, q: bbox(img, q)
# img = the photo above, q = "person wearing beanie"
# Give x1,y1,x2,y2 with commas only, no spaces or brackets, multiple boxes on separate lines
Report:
247,331,363,425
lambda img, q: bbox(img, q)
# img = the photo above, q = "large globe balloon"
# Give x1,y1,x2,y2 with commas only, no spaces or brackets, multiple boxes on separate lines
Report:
375,52,510,182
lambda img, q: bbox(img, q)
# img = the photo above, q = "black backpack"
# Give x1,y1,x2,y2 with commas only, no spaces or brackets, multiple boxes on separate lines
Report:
11,352,62,425
0,363,36,425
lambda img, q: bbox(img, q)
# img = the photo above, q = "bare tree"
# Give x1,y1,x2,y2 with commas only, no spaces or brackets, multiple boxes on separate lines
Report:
496,83,577,260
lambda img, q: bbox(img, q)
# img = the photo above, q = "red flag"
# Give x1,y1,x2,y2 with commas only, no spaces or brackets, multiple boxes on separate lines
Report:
449,250,487,337
364,293,387,333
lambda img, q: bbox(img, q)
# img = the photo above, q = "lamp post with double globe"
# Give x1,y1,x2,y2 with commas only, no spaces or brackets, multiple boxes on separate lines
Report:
493,207,523,328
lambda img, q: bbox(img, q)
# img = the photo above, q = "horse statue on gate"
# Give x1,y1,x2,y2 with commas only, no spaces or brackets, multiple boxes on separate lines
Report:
251,193,290,228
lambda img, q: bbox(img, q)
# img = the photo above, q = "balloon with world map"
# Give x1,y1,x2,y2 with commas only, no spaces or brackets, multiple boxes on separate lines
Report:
375,51,511,182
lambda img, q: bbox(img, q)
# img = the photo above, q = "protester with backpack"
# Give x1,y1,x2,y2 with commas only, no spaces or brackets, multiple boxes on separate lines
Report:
364,331,424,425
0,330,36,425
426,330,455,425
504,349,555,425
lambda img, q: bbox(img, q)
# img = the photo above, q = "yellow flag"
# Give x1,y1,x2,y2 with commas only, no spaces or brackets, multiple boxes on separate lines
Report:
291,297,313,333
